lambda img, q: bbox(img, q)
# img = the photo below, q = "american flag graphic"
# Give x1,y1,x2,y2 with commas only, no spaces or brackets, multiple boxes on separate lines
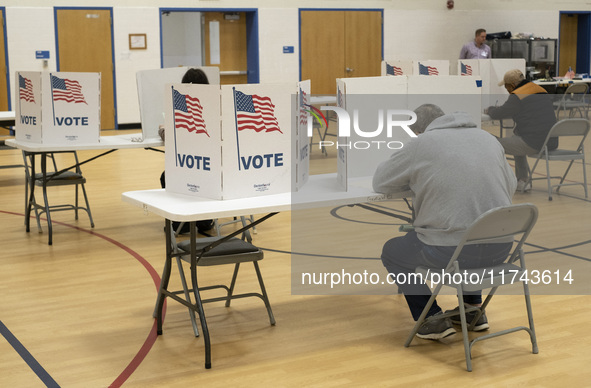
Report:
418,63,439,76
299,88,309,127
234,90,282,133
386,63,403,76
19,75,35,103
51,75,87,104
460,63,472,76
173,89,209,137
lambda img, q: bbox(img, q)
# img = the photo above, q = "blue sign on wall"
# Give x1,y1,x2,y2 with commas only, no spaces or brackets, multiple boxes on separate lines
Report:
283,46,294,54
35,50,50,59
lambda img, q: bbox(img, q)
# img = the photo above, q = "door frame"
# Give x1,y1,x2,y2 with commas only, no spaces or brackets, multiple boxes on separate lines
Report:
298,8,384,82
558,11,591,75
159,8,259,83
53,6,118,128
1,7,10,111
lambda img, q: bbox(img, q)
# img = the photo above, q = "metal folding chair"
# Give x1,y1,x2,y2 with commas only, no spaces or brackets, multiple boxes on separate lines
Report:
405,204,539,372
553,83,589,119
527,118,589,200
22,151,94,245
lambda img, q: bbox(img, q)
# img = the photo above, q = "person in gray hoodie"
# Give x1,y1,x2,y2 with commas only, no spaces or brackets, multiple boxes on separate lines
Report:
373,104,517,340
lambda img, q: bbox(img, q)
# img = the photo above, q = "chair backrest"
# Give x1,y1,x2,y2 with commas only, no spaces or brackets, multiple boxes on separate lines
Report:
446,204,538,269
564,83,588,96
547,118,590,138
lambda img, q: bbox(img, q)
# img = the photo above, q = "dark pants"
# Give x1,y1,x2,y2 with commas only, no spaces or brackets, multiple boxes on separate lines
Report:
381,231,512,321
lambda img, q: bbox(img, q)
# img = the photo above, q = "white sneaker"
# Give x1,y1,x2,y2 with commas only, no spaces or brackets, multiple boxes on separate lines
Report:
516,180,532,193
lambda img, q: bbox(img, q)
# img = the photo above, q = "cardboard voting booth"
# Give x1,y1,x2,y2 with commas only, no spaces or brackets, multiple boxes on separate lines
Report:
457,58,526,108
136,66,220,141
16,71,100,144
335,75,482,186
164,82,309,200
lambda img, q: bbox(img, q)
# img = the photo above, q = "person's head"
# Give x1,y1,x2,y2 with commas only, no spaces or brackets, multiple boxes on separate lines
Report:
182,68,209,84
410,104,445,135
498,69,525,93
474,28,487,46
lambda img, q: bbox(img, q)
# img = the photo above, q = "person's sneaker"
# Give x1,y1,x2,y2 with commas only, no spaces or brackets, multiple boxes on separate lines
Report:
516,180,532,193
416,312,456,340
445,305,489,331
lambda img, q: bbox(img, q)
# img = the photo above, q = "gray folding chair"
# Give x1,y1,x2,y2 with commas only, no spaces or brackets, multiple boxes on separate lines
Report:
553,83,589,119
527,118,589,200
23,151,94,245
405,203,539,372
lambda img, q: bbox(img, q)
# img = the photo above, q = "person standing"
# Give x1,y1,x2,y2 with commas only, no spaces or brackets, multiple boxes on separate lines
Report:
460,28,491,59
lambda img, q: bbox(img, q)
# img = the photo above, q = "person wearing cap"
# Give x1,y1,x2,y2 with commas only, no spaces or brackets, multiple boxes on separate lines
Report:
459,28,491,59
485,69,557,192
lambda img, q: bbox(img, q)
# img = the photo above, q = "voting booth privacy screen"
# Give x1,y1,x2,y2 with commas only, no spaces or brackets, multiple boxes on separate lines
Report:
16,71,100,144
164,82,310,200
136,66,220,141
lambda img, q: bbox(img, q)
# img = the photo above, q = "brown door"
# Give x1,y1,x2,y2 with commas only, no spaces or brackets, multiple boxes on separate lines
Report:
559,13,578,76
203,12,248,85
301,10,382,95
56,9,115,129
0,10,8,111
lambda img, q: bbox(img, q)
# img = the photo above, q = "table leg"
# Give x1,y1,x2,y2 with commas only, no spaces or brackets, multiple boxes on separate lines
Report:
24,153,35,233
189,222,212,369
40,153,53,245
155,219,173,335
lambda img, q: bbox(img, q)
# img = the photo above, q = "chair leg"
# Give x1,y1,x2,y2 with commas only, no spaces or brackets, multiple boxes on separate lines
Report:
176,257,200,337
253,261,276,325
224,263,240,308
456,289,473,372
544,152,552,201
80,183,95,227
404,283,442,347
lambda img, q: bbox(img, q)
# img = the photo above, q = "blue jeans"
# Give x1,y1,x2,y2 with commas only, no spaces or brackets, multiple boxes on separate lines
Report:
381,231,512,321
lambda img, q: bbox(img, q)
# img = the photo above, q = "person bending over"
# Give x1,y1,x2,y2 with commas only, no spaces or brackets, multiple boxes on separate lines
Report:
373,104,517,340
485,69,557,192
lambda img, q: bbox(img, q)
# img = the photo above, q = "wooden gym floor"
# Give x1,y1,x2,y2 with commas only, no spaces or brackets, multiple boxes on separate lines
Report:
0,124,590,387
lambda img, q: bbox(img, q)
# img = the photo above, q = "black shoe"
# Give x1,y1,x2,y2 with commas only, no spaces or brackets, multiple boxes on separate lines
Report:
416,312,456,340
445,305,489,331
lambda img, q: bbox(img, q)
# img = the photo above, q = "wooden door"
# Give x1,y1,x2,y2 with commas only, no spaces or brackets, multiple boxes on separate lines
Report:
300,10,382,95
56,9,115,129
0,10,8,111
344,11,382,80
559,13,578,76
203,12,248,85
301,11,346,95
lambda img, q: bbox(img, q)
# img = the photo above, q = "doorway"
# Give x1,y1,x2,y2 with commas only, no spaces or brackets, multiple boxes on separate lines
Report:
0,7,9,111
160,9,259,84
300,9,383,95
558,12,591,76
55,7,116,130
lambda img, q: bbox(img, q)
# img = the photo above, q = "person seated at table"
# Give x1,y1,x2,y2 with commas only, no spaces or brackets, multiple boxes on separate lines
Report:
373,104,516,340
485,69,557,192
159,68,214,234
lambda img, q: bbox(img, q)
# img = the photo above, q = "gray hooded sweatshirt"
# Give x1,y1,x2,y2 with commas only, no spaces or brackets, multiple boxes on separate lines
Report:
372,112,517,246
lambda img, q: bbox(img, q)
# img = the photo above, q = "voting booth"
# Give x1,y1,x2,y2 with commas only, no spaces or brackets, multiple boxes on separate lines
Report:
164,82,310,200
335,75,482,187
16,71,100,144
457,58,526,108
136,66,220,141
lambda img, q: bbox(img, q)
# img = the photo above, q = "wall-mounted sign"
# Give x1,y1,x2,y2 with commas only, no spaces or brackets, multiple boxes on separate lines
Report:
129,33,147,50
35,50,50,59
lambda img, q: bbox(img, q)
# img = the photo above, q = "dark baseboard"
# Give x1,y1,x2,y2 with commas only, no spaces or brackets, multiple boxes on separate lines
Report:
116,123,142,130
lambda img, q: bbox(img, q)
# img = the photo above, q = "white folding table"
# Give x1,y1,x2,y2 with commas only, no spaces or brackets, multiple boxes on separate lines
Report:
122,174,409,369
5,135,163,244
